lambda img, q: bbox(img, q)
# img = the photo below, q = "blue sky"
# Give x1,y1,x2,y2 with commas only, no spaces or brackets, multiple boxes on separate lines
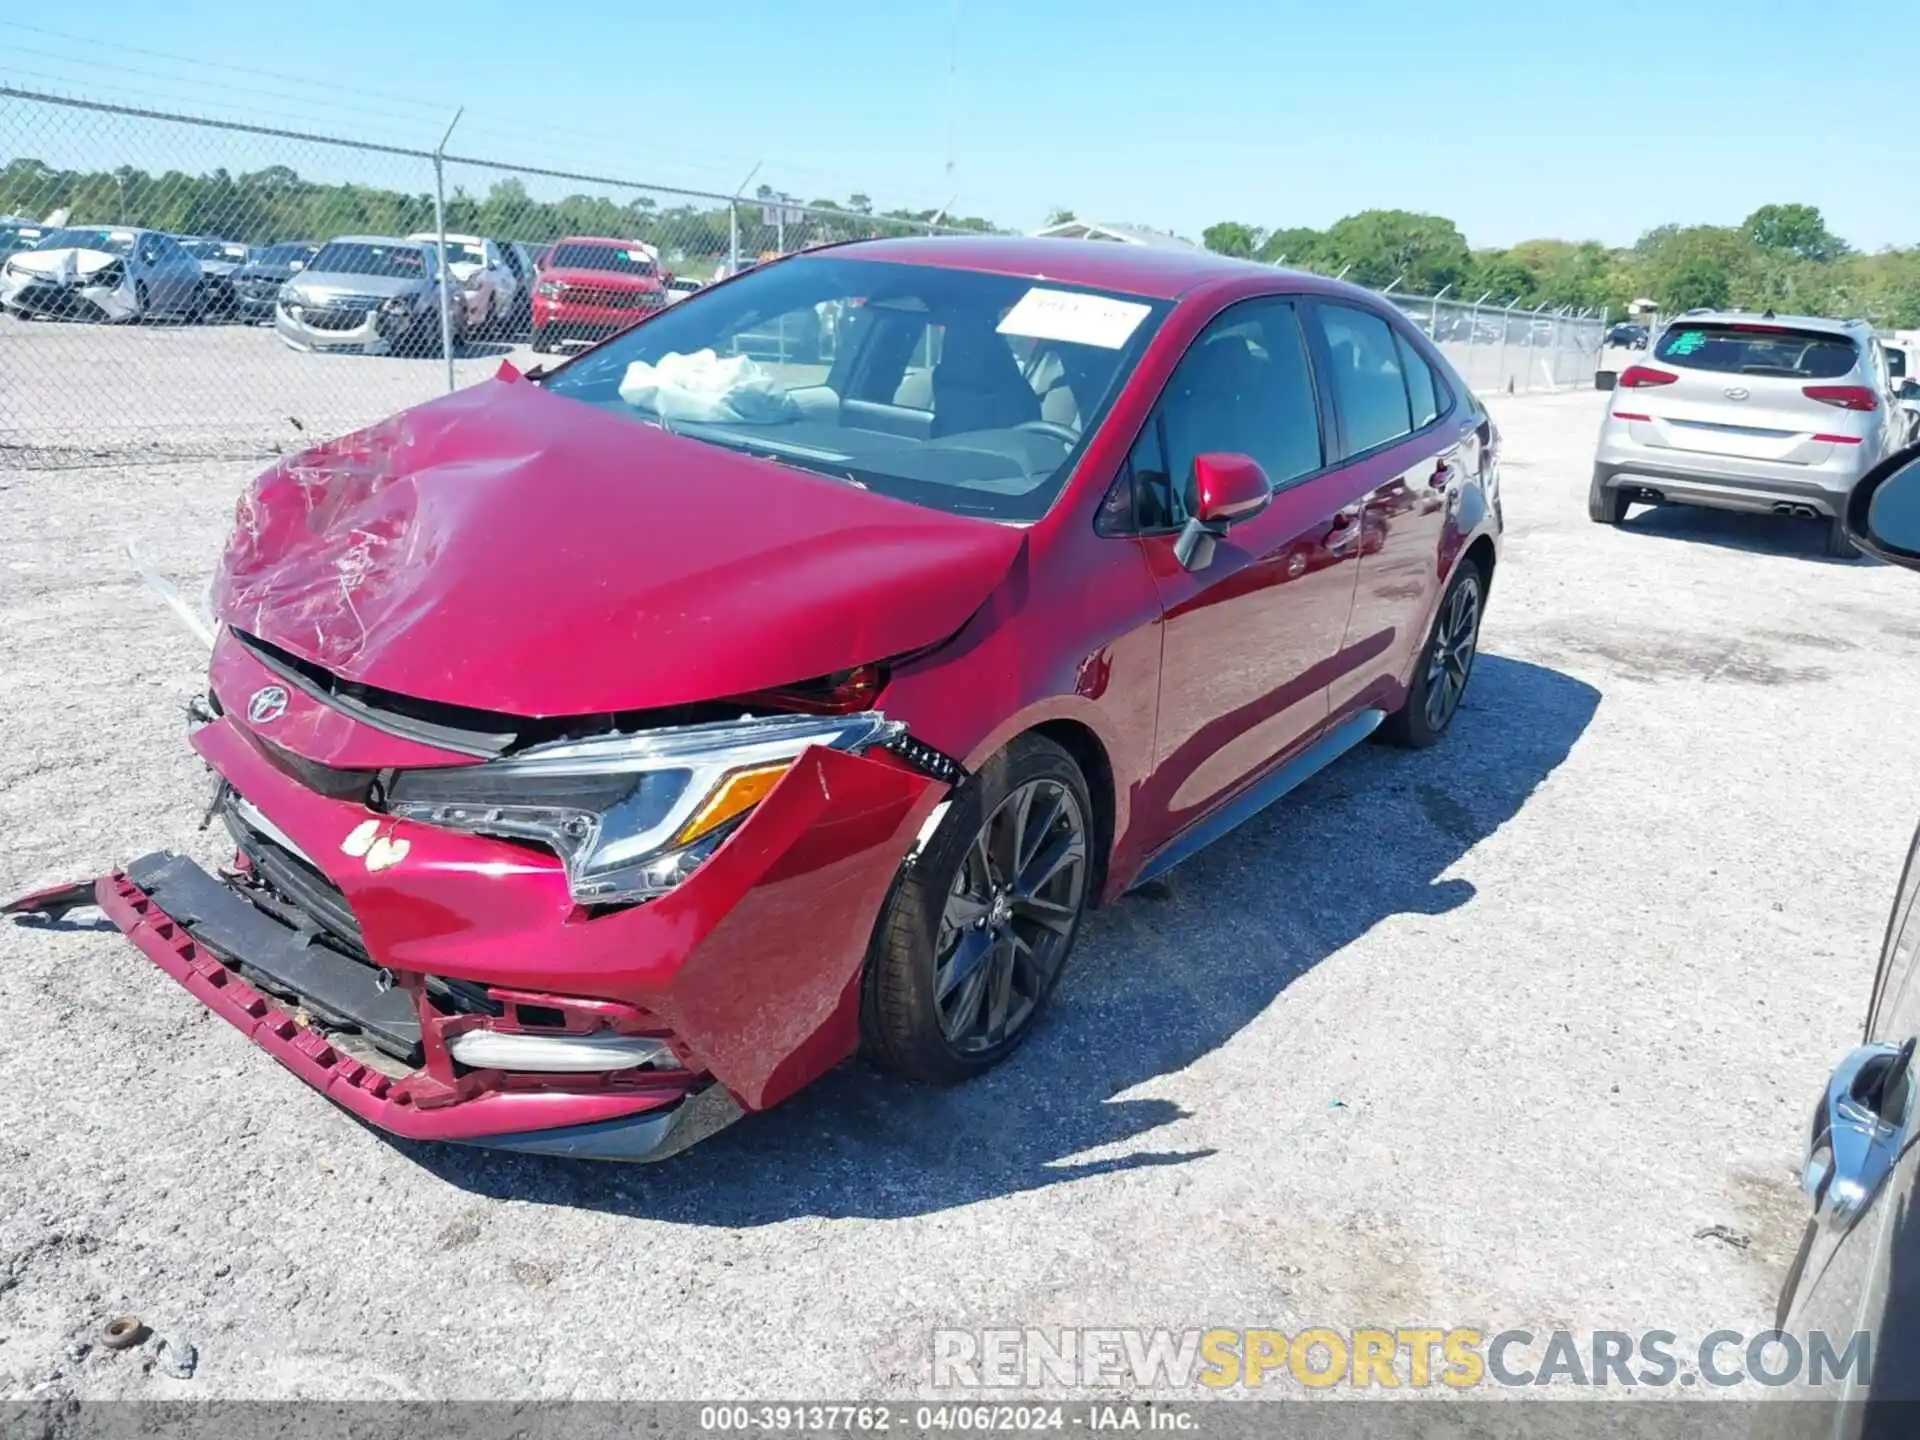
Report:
6,1,1916,250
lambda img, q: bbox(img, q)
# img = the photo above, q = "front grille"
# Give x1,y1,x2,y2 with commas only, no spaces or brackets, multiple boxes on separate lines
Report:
568,287,654,310
224,804,369,960
298,306,369,331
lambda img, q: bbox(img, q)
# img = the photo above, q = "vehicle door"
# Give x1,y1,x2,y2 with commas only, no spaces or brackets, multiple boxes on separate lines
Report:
153,233,199,314
1765,823,1920,1435
1309,300,1472,719
482,239,513,311
1124,296,1364,837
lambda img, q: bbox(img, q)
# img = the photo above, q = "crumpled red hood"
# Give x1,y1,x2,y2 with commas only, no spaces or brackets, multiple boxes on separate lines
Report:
213,372,1024,716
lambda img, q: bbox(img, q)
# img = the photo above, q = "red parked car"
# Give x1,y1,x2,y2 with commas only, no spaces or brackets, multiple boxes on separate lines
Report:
7,238,1502,1161
531,235,667,352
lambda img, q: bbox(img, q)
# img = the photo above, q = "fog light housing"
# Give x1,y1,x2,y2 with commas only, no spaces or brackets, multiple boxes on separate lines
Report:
446,1030,682,1073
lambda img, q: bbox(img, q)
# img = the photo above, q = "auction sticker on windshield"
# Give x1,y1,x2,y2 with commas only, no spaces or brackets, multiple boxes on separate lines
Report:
997,287,1151,349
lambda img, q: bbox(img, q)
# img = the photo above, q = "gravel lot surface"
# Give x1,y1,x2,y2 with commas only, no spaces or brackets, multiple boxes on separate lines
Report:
2,368,1916,1402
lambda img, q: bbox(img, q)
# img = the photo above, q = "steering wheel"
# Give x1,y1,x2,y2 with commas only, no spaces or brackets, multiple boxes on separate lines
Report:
1014,420,1081,446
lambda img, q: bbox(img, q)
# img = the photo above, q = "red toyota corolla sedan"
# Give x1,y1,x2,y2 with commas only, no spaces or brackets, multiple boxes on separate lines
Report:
7,237,1501,1161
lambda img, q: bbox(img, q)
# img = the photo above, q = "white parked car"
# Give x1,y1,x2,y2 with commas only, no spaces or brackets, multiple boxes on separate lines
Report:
0,225,204,322
408,232,519,335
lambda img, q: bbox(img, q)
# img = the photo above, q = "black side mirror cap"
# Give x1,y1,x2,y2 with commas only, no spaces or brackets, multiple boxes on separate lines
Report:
1594,371,1618,392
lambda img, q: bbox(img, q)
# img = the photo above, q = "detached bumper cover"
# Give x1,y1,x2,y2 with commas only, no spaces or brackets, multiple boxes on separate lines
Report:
91,859,719,1157
11,710,938,1157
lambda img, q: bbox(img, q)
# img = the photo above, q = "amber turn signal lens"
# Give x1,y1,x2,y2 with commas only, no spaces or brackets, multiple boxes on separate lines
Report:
674,763,791,845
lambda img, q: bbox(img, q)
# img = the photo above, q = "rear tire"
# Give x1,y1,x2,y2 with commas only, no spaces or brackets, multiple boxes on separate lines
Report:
1588,471,1630,524
1380,560,1485,749
860,734,1094,1084
1824,515,1860,560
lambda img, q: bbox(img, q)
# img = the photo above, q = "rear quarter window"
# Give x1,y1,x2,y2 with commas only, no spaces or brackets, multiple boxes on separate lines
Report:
1653,324,1858,380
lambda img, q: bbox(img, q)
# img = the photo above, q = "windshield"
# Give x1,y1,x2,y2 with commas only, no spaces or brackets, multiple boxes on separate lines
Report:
539,255,1169,522
548,242,656,275
181,240,248,262
257,243,317,266
33,228,136,255
443,241,486,265
1653,323,1858,379
308,242,429,278
0,225,46,256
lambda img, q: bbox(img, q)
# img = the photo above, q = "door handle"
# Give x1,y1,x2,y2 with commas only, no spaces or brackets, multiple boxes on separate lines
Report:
1802,1038,1914,1230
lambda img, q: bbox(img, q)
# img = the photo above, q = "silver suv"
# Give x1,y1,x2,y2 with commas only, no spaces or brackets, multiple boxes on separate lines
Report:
1590,311,1906,558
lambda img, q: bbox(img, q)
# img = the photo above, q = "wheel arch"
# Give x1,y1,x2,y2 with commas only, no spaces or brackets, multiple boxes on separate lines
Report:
1462,533,1497,594
1027,718,1115,909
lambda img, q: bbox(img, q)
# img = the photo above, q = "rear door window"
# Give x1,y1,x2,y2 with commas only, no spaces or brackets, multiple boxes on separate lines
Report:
1312,303,1413,455
1653,324,1858,379
1398,334,1440,429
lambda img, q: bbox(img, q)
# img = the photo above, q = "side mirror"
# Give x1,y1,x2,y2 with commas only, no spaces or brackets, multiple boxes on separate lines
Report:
1174,453,1272,571
1847,446,1920,567
1594,370,1618,392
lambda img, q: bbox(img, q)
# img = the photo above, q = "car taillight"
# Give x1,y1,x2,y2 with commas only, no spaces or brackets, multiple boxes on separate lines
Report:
1803,385,1878,412
1617,366,1678,388
1612,411,1652,422
1813,434,1863,445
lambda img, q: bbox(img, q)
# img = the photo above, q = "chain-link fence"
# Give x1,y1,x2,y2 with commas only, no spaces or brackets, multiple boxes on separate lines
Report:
1380,290,1608,396
0,86,975,467
1,84,1610,471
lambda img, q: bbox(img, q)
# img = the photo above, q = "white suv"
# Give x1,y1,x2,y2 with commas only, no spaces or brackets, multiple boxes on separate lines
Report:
1590,311,1904,558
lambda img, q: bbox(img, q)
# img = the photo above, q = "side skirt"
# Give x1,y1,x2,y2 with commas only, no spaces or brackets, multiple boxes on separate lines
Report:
1131,708,1385,888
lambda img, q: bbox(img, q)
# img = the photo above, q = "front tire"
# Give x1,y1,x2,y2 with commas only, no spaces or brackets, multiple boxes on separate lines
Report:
1380,560,1485,749
531,325,554,354
861,735,1094,1084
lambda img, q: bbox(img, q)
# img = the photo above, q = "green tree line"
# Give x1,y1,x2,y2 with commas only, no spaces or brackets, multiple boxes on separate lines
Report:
0,158,996,263
1201,204,1920,326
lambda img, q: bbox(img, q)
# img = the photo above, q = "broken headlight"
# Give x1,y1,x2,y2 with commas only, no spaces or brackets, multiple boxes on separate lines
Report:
384,711,903,906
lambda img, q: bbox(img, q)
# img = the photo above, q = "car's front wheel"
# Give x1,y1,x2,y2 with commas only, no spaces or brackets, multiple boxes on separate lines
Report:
861,734,1094,1083
1380,559,1484,749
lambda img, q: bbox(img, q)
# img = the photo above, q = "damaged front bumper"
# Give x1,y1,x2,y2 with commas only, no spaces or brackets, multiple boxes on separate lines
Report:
1,275,138,322
10,697,943,1160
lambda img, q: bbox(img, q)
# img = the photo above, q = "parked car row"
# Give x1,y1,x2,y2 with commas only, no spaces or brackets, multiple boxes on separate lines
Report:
0,219,712,357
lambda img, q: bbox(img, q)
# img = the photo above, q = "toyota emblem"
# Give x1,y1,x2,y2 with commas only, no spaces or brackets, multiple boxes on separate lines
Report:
246,684,290,724
1723,386,1750,401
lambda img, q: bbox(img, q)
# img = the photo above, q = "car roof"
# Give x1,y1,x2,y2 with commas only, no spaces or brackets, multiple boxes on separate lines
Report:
327,235,428,247
822,235,1306,300
1667,309,1867,337
410,231,487,244
550,235,648,248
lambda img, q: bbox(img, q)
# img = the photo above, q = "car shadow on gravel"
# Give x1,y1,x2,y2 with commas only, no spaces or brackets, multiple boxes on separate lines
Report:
403,653,1600,1221
1621,504,1871,565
